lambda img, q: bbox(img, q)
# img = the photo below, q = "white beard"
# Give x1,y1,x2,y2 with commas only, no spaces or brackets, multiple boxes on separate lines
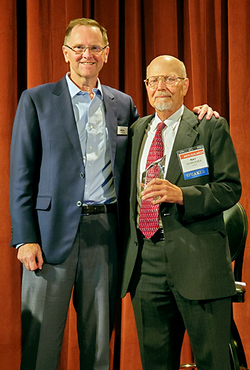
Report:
154,98,173,111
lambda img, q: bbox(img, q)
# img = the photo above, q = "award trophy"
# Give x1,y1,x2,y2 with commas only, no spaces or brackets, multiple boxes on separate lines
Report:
141,155,166,193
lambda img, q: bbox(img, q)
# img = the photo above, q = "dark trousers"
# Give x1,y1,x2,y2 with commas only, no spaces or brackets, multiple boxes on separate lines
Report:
21,212,118,370
131,237,232,370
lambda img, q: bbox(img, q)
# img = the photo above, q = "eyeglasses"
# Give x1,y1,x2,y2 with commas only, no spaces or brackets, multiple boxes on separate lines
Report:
64,44,108,55
144,75,186,88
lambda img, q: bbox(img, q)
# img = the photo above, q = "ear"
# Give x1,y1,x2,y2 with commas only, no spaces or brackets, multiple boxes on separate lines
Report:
62,45,69,63
104,46,110,64
183,78,189,96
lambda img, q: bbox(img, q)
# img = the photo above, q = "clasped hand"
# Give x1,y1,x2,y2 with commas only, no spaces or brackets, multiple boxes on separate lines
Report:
141,178,183,206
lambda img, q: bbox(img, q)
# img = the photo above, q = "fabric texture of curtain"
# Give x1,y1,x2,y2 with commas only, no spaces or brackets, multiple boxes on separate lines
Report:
1,0,250,369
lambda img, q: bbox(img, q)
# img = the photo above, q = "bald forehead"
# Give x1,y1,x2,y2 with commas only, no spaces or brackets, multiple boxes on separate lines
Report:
147,56,186,78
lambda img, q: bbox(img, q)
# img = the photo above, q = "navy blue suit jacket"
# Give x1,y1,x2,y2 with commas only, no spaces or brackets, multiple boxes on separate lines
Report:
10,77,139,264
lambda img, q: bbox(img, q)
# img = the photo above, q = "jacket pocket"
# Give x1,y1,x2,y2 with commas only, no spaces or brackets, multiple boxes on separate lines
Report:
36,196,51,211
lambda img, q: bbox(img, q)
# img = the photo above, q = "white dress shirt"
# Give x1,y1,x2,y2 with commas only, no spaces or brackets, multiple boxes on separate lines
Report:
137,105,184,226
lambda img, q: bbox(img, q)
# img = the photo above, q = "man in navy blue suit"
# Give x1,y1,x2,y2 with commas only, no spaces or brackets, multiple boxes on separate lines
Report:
9,18,217,370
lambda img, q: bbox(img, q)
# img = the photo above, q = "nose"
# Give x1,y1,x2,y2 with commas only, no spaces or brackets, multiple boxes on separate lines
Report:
157,78,167,89
82,47,92,57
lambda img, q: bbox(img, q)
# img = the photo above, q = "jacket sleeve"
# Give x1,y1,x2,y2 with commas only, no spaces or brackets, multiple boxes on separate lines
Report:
9,90,42,246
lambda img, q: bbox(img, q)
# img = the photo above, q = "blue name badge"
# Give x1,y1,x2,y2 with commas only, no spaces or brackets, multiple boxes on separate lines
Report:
177,145,209,180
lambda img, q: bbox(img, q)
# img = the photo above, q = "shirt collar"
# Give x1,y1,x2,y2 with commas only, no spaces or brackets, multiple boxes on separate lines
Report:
65,73,103,99
154,105,184,130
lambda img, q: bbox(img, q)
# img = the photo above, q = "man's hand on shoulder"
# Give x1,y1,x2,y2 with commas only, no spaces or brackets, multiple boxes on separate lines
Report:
17,243,44,271
193,104,220,120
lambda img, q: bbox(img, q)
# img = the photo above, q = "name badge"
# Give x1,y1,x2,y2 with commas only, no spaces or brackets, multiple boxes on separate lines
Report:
177,145,209,180
117,126,128,135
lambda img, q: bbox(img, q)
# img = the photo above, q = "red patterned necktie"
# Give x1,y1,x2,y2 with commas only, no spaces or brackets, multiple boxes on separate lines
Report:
139,121,165,239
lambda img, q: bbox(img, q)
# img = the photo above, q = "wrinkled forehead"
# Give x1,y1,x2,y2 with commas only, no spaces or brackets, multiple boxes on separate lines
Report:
147,58,184,78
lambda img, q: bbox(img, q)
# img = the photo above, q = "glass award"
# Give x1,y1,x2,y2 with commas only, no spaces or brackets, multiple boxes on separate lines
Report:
141,155,166,192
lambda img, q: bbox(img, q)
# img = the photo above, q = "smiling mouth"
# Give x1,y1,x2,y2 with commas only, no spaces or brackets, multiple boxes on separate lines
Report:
80,62,95,65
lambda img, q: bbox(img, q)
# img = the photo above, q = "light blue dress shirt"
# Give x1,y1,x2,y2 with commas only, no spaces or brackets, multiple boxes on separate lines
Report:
66,74,116,205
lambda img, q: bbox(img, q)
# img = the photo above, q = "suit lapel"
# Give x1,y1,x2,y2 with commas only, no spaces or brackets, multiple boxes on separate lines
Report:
130,115,154,216
102,86,117,174
166,107,199,184
52,77,83,160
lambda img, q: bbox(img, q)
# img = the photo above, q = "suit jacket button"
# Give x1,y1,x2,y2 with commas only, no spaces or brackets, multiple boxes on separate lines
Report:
80,173,85,178
76,201,82,207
